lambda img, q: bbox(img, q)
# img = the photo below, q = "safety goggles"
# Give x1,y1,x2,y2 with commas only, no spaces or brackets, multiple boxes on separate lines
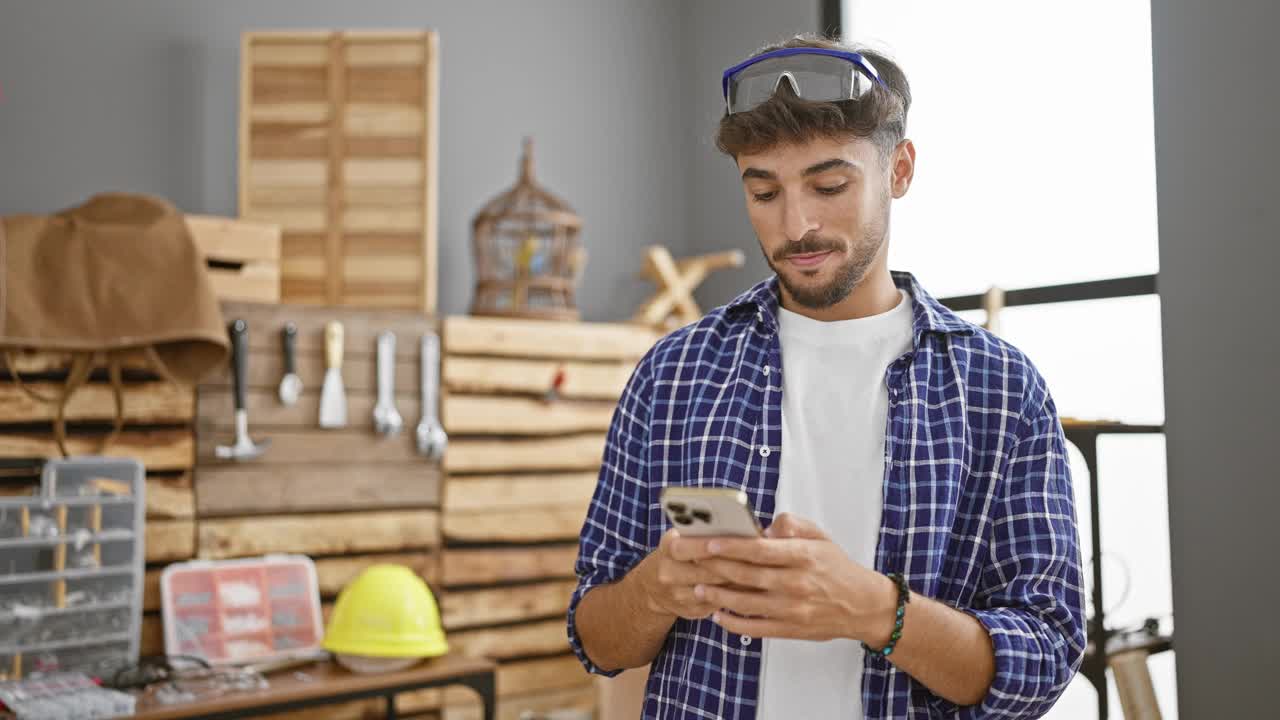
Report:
722,48,888,115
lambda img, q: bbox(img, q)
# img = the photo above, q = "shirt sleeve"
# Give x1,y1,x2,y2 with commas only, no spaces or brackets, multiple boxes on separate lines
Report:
566,350,656,677
952,389,1088,718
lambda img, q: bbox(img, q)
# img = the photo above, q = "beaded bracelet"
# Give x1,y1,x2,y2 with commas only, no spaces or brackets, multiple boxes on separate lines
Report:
862,572,911,658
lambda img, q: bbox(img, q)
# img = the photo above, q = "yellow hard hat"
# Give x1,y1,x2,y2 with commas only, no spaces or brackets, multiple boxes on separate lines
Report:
322,564,449,658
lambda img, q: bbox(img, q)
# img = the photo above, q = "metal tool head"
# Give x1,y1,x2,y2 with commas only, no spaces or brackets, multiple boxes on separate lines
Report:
373,331,403,437
215,409,271,461
415,418,447,460
278,373,302,406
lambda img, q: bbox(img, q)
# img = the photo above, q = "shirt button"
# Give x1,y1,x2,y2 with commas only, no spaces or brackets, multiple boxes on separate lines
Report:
758,446,771,458
763,366,770,377
740,634,753,646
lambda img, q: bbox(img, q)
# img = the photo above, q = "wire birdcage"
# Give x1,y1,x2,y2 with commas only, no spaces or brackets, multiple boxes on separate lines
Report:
470,138,586,321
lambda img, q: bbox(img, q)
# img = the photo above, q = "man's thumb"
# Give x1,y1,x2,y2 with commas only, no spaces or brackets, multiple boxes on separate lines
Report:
766,512,827,540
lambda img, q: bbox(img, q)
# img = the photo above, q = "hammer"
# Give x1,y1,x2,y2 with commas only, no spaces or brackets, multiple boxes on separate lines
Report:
215,319,271,461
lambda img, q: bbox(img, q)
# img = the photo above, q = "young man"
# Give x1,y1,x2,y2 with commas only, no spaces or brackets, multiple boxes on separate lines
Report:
568,36,1085,719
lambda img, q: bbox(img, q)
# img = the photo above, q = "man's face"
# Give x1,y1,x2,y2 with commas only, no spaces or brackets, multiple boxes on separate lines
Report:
736,135,910,309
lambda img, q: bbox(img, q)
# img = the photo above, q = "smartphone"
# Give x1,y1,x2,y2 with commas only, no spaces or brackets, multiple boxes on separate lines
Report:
660,486,762,537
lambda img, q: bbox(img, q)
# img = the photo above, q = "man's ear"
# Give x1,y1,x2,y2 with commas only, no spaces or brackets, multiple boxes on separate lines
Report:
890,139,916,199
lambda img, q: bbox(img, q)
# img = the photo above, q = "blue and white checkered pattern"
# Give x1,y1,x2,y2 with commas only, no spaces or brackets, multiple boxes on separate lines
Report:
568,270,1086,719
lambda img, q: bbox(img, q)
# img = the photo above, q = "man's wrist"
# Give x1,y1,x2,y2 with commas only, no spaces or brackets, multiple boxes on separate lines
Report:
630,551,675,622
851,571,902,647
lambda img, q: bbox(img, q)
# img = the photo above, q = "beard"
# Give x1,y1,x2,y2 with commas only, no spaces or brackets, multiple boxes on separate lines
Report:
762,198,889,310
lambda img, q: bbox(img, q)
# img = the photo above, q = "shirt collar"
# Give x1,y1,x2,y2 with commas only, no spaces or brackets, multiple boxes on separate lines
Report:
725,269,976,345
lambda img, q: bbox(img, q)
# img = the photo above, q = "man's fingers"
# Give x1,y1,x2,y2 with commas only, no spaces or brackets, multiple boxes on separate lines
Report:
704,537,808,567
695,584,780,618
658,560,731,588
667,535,717,563
697,558,782,590
765,512,828,540
710,612,802,640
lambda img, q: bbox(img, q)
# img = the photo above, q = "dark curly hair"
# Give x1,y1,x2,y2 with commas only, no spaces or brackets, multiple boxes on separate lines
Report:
716,35,912,161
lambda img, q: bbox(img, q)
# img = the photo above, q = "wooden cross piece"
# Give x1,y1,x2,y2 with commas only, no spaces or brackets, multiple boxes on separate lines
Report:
632,245,745,330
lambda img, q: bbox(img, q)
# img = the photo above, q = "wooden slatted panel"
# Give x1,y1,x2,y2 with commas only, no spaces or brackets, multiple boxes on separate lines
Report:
240,30,438,313
198,510,440,559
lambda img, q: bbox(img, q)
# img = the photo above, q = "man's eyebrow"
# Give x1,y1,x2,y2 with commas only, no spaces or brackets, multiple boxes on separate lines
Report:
803,158,859,176
741,167,775,181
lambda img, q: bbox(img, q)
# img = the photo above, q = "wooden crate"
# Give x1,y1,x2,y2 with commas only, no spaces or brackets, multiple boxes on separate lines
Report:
239,30,440,313
187,214,282,303
438,316,659,718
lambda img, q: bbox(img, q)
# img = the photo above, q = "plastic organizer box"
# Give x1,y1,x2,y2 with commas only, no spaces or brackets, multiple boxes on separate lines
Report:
160,555,324,665
0,457,146,682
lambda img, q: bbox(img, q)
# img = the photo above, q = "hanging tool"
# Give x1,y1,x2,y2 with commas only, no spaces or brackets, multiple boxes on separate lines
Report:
373,331,403,436
278,322,302,406
215,319,271,460
414,333,448,459
318,321,347,429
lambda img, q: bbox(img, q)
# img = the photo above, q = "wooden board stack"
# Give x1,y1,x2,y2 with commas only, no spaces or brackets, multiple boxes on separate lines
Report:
239,30,440,313
435,315,660,720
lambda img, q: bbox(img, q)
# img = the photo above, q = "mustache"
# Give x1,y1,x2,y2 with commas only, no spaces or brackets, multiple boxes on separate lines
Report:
773,235,844,262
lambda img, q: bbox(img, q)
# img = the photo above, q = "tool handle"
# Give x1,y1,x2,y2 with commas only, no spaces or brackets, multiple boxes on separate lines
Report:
229,319,248,412
325,321,344,371
377,331,396,404
281,322,298,375
421,333,440,420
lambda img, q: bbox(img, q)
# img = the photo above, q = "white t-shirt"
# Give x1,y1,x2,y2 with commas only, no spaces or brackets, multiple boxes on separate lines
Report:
757,287,915,719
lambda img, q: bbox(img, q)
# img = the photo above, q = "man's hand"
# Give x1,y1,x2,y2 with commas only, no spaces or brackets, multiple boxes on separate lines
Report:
635,527,732,621
676,512,899,644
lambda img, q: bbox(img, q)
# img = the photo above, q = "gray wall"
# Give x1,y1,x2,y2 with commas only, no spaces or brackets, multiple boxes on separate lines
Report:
0,0,695,321
685,0,823,308
1151,0,1280,716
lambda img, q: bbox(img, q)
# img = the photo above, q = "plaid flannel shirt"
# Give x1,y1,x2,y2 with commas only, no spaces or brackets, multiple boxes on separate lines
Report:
568,270,1086,719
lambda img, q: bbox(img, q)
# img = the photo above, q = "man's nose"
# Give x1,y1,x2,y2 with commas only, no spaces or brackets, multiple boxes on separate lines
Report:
782,197,820,243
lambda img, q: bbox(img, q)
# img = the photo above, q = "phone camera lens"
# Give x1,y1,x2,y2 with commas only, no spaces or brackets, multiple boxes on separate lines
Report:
674,514,693,526
691,510,713,523
667,502,687,514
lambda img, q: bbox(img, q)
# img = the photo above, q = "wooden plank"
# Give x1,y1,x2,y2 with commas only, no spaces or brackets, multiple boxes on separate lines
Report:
0,381,193,424
314,552,439,597
441,580,576,630
341,255,422,283
498,655,592,697
144,567,162,611
443,395,614,436
343,158,422,186
445,683,595,720
344,137,423,159
442,546,578,588
252,65,327,103
448,619,571,661
196,463,439,516
344,104,422,137
207,262,281,304
345,41,426,66
422,31,439,316
443,505,591,544
343,207,422,233
249,102,330,124
249,159,327,187
146,473,195,519
197,387,415,431
245,207,326,233
444,356,632,401
187,215,282,262
198,510,439,559
443,473,597,513
248,183,327,204
196,429,428,465
444,317,658,361
141,612,164,655
250,42,328,67
147,519,195,562
0,430,192,471
443,434,605,475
